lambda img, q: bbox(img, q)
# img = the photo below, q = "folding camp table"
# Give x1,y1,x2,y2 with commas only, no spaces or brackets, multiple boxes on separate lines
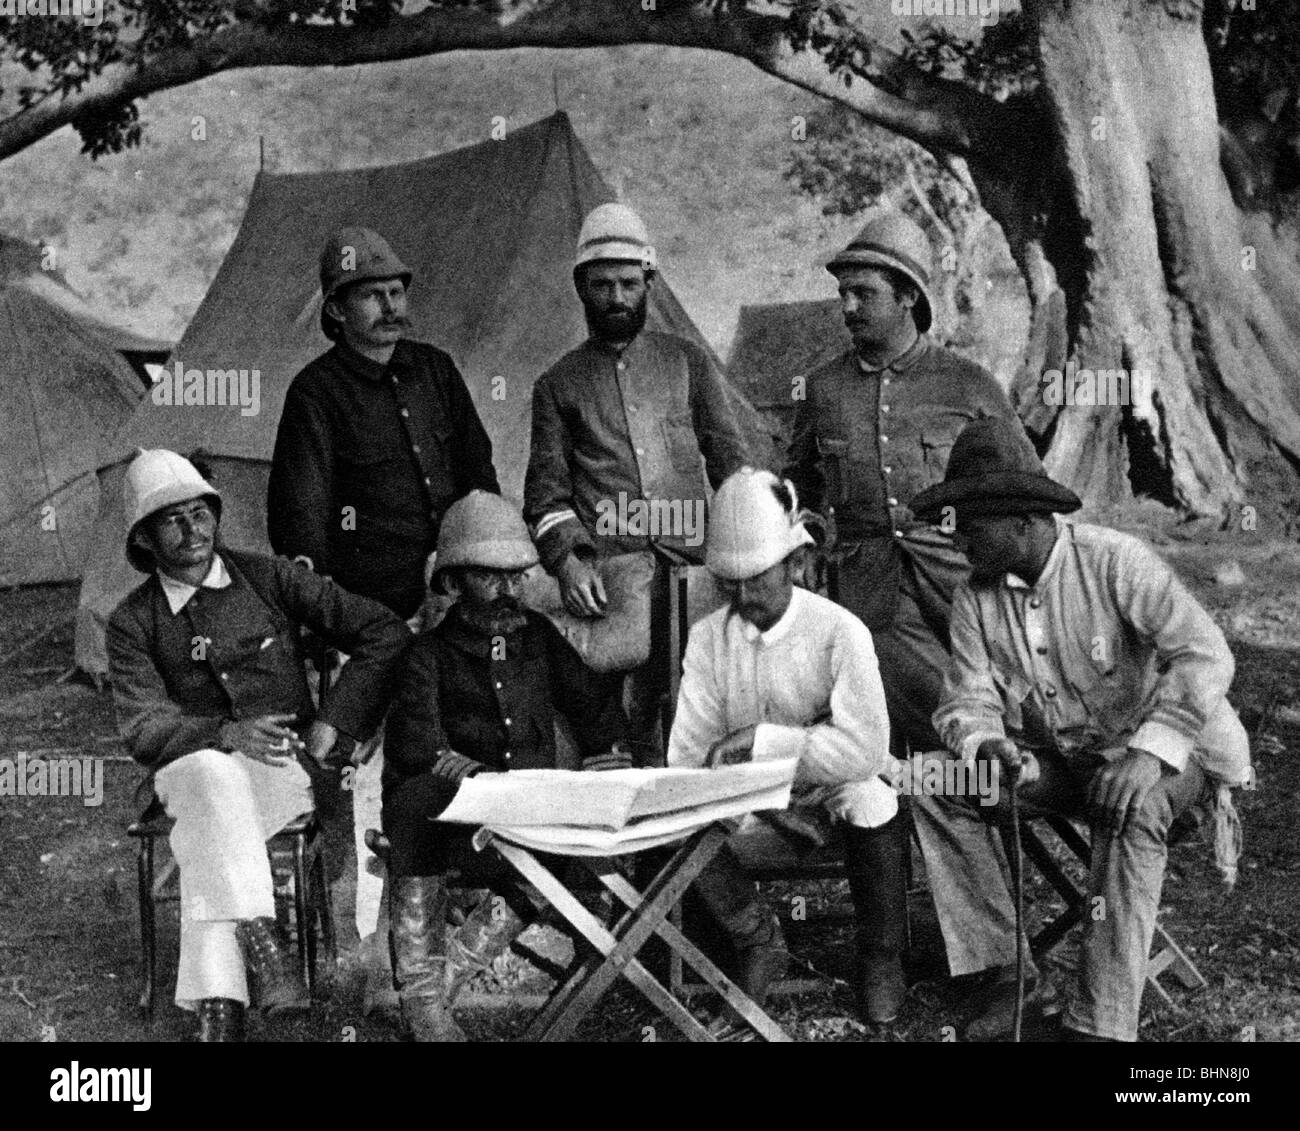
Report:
471,820,793,1042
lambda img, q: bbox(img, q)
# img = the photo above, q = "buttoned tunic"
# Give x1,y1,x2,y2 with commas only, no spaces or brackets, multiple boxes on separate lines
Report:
269,338,499,618
525,331,748,571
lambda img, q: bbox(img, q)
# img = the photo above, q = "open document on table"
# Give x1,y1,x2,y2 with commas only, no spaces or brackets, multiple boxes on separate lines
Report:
434,759,799,855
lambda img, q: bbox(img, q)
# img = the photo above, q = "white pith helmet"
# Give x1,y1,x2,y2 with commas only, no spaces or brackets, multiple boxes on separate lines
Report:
706,468,814,581
575,202,657,272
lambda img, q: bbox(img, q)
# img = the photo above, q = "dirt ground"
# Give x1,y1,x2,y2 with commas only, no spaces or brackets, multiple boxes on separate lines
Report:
2,533,1298,1043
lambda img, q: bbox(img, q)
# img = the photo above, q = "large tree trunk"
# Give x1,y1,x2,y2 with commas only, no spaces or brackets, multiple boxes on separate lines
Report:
990,0,1300,520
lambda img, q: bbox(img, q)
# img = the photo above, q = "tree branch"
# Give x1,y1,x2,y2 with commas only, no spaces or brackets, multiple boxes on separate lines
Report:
0,0,1019,166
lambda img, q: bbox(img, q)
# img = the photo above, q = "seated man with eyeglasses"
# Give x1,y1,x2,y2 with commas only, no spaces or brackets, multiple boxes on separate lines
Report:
382,491,633,1041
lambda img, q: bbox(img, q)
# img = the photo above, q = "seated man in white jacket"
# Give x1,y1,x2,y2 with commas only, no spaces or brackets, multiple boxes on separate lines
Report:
668,468,904,1023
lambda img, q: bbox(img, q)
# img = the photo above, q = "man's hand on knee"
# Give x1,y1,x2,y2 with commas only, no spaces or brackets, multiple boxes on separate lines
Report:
1087,748,1163,832
218,713,304,765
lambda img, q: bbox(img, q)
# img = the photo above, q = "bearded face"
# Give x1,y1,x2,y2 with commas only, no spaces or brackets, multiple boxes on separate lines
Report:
576,261,651,343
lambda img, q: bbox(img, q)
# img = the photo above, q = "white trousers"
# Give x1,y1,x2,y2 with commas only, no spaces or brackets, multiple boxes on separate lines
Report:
153,748,313,1010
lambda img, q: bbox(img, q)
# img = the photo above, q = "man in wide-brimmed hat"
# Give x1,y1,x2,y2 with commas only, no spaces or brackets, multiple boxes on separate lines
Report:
907,418,1252,1041
382,491,633,1040
107,449,408,1041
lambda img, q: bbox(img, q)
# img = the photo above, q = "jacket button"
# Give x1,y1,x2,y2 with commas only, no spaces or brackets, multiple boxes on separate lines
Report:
495,681,503,690
411,443,421,454
399,407,410,418
1029,597,1042,609
883,466,892,474
617,362,626,371
881,404,891,414
893,529,904,538
504,752,512,760
424,478,432,487
888,497,898,506
220,672,229,681
504,717,512,726
635,447,644,456
880,435,889,443
1036,646,1048,655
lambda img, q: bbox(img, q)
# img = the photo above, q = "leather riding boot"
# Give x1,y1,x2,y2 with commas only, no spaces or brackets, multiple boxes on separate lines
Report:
234,917,311,1016
844,817,908,1024
196,997,245,1042
445,890,530,1005
389,875,467,1042
691,845,789,1006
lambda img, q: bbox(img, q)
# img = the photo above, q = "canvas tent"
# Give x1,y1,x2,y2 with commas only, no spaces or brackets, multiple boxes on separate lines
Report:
0,234,164,588
76,111,772,675
727,299,848,448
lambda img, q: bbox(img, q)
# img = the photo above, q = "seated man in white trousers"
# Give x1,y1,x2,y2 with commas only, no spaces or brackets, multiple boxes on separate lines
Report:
107,450,409,1040
668,469,905,1024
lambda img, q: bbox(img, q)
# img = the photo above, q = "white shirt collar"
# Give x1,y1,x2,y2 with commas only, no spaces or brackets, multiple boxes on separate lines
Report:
739,586,804,646
158,554,231,615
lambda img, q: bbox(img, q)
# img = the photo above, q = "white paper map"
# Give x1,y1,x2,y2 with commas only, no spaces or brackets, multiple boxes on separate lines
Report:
435,759,798,856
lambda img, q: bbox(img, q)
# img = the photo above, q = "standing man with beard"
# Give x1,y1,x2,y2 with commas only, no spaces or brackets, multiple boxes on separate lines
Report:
525,203,749,754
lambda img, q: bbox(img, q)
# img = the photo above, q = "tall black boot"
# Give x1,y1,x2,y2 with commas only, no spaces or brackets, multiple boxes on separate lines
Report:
691,844,789,1006
195,997,245,1042
844,816,908,1024
389,876,467,1042
234,917,311,1016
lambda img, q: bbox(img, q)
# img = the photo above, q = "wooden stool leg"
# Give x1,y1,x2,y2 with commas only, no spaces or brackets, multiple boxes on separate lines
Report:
138,837,156,1021
313,836,338,969
292,832,312,993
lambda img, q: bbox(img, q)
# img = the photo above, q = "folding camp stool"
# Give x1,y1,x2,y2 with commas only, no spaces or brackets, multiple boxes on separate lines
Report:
128,807,337,1020
1011,815,1207,1005
472,821,793,1042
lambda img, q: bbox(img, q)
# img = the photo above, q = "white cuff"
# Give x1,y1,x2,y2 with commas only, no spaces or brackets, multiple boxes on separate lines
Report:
752,723,807,763
1129,720,1193,773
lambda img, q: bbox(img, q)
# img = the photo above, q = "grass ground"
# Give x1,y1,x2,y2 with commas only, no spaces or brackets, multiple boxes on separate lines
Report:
1,535,1297,1043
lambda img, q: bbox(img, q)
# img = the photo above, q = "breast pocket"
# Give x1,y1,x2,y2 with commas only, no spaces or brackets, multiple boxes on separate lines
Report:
920,437,954,482
661,413,703,474
815,436,850,506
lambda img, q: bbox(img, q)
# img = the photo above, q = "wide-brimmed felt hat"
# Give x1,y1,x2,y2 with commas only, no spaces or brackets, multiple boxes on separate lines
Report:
910,417,1082,523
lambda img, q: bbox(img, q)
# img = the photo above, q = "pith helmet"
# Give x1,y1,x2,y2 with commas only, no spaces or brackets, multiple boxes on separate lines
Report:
706,468,814,581
575,203,657,272
432,491,539,589
909,417,1082,522
319,226,412,303
123,449,222,572
827,210,934,332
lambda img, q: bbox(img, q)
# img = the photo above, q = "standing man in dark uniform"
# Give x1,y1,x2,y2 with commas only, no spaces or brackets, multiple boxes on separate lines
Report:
525,203,749,754
783,211,1026,1013
267,226,500,972
268,225,500,619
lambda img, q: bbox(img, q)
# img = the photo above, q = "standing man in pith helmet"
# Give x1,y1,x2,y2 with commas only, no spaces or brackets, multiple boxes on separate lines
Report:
525,203,749,755
783,209,1030,1016
269,225,500,621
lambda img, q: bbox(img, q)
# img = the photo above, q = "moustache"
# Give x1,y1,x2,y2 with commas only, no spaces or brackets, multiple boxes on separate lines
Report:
373,314,411,329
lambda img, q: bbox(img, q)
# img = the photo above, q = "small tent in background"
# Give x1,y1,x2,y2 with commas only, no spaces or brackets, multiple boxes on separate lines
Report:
76,112,773,675
726,299,849,450
0,235,162,588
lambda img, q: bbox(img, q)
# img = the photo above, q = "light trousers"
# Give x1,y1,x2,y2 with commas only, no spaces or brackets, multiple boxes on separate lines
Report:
154,748,313,1009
